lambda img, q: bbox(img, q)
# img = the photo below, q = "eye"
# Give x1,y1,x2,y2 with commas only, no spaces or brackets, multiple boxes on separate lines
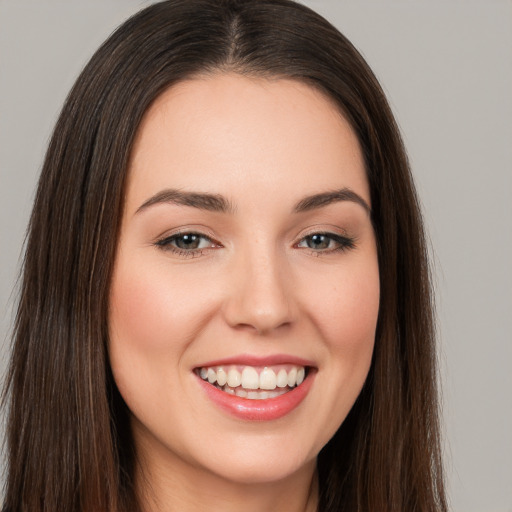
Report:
297,233,355,252
155,232,217,254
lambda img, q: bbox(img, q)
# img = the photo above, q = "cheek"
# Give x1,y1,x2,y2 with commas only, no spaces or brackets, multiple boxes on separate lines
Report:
108,268,168,409
108,259,219,435
109,260,213,355
107,260,210,404
291,255,379,454
109,273,174,370
305,255,378,415
310,258,380,355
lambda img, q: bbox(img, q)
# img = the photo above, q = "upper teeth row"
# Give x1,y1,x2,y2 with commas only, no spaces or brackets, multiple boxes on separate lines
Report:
199,366,306,390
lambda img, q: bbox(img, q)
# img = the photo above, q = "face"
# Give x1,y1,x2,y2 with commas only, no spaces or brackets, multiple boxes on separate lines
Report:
109,74,379,487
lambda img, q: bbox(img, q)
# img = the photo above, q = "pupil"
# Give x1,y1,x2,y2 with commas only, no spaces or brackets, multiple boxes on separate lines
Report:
176,234,200,249
308,235,329,249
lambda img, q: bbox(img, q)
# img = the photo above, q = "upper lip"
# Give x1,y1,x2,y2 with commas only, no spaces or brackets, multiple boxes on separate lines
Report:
195,353,316,368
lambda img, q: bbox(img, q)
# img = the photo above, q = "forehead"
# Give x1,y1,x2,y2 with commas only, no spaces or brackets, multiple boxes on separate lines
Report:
126,73,369,210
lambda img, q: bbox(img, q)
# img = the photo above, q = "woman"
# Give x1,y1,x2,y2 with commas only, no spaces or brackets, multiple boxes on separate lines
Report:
3,1,447,511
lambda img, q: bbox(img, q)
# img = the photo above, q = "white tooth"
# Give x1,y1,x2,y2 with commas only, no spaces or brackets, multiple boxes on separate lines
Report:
259,391,270,400
200,367,208,379
216,367,227,386
235,388,248,398
247,391,260,400
296,367,305,385
224,386,235,395
259,367,277,390
207,368,217,384
276,369,288,388
267,388,287,398
287,367,297,387
241,367,259,389
227,368,241,388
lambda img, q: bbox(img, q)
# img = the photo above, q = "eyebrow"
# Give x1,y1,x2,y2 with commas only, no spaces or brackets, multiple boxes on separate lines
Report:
293,188,371,214
136,187,370,215
136,189,235,214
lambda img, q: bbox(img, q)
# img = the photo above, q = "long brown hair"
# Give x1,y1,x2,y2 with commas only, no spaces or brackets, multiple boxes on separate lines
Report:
3,1,447,511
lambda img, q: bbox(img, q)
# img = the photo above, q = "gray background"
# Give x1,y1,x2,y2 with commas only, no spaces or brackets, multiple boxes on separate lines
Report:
1,1,511,510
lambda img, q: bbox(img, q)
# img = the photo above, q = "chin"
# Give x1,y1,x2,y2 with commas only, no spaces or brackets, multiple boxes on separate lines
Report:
201,453,316,486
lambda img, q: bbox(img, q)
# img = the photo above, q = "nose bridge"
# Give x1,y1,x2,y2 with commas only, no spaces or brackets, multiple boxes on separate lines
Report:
223,238,295,334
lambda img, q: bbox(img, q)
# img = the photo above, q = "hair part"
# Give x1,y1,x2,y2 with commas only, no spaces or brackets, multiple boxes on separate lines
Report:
3,1,446,511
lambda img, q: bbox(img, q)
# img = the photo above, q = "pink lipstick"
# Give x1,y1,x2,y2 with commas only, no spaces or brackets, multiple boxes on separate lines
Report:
194,355,316,421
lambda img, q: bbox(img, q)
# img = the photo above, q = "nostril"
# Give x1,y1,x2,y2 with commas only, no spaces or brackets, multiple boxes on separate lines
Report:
224,296,295,334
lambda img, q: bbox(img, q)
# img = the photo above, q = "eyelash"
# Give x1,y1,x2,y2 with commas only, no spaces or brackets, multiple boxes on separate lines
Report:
154,231,219,258
296,232,356,255
154,231,356,257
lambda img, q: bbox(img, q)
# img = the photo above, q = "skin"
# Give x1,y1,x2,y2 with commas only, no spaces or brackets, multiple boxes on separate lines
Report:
109,73,380,512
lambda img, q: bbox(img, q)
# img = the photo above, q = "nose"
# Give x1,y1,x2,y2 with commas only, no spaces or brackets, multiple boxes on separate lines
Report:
222,247,297,335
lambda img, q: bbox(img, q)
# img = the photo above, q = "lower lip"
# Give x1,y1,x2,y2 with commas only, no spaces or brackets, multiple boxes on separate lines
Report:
196,372,315,421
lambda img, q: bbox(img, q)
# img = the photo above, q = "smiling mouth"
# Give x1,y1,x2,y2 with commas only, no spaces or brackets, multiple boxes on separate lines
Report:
195,364,308,400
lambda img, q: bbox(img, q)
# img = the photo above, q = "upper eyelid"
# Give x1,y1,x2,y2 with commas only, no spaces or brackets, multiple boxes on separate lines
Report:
294,225,351,242
154,227,217,243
